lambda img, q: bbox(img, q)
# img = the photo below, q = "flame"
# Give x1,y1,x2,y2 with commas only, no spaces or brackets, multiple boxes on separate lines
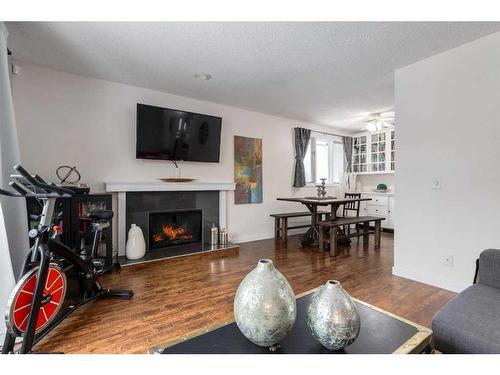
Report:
153,224,193,242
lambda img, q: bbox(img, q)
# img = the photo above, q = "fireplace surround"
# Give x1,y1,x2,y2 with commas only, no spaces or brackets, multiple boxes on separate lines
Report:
126,190,219,253
105,180,236,265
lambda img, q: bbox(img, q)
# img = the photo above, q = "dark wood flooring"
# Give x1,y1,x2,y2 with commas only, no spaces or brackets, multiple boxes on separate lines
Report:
34,232,456,353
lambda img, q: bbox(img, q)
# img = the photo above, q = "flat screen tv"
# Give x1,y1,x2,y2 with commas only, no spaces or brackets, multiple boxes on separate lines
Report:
136,103,222,162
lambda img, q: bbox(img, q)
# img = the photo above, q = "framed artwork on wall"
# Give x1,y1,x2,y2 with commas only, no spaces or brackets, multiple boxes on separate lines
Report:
234,135,263,204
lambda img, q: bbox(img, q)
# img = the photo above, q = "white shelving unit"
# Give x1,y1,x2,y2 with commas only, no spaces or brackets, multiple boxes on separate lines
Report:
352,129,395,175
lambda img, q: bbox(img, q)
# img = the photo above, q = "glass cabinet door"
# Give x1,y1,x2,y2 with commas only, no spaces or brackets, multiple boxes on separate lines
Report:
352,135,367,172
352,129,394,174
390,130,395,171
370,132,386,172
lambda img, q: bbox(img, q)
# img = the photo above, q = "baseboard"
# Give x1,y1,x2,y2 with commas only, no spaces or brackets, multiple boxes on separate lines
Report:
233,228,308,244
392,266,470,293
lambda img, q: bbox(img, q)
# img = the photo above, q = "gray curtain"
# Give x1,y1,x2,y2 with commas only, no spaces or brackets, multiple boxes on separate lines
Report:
342,136,353,173
293,127,311,187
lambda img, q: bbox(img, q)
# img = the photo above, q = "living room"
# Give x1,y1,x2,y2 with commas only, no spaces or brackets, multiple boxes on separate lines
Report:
1,1,500,372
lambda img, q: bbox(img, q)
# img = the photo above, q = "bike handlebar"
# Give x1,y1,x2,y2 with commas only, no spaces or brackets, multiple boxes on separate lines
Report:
0,165,74,198
14,165,74,196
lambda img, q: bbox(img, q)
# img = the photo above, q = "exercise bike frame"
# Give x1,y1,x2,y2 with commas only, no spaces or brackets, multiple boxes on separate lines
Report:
1,166,133,354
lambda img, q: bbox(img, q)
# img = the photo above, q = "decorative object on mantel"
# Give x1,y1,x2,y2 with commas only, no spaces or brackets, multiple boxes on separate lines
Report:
126,224,146,260
156,160,195,182
210,223,219,246
157,178,196,183
307,280,360,350
234,135,263,204
234,259,296,349
316,178,327,198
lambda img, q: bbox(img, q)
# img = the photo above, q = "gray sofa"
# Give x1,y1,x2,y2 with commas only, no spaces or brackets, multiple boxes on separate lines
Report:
432,249,500,353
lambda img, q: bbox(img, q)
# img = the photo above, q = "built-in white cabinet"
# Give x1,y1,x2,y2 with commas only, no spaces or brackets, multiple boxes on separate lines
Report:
353,129,395,174
359,193,394,230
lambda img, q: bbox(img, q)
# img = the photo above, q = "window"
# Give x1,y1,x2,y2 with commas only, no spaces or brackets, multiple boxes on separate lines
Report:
304,135,344,184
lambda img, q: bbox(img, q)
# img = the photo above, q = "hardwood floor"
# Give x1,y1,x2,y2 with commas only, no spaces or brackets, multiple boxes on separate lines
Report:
34,232,456,353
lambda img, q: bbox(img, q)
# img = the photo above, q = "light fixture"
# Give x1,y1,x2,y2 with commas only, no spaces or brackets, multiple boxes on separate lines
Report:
365,113,394,132
194,73,212,81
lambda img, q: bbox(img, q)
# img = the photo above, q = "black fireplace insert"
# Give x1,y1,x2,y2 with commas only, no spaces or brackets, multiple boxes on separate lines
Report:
149,209,202,250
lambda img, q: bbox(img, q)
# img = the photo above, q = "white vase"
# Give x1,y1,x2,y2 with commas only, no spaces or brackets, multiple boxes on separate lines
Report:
126,224,146,260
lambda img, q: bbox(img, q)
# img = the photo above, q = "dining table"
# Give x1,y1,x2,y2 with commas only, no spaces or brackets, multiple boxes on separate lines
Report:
276,196,371,246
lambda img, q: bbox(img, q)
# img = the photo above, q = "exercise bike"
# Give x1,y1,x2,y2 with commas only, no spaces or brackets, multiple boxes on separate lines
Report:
1,165,133,354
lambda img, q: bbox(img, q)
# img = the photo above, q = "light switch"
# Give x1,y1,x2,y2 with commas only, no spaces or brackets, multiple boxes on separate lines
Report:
432,177,441,189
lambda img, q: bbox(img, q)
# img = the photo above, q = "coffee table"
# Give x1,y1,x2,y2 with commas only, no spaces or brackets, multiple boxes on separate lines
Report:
150,288,432,354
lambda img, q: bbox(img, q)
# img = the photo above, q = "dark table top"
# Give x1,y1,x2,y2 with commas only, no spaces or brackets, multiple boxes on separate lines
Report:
277,197,371,205
154,289,431,354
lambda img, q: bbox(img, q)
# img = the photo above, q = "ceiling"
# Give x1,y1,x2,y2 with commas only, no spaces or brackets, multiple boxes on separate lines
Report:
6,22,500,131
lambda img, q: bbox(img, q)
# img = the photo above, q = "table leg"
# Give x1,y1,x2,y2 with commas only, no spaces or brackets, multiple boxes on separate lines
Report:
329,227,338,256
299,203,319,247
330,203,340,221
363,221,370,245
310,205,318,241
274,217,281,240
282,217,288,242
319,226,324,252
374,220,381,248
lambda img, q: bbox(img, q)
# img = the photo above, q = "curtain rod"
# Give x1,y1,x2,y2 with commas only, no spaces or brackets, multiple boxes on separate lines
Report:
296,126,350,138
310,129,350,138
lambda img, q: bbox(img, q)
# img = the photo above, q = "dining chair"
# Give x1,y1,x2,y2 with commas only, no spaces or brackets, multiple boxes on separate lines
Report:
342,192,361,238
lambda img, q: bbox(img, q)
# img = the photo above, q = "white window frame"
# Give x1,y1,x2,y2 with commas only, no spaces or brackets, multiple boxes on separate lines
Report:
305,133,344,186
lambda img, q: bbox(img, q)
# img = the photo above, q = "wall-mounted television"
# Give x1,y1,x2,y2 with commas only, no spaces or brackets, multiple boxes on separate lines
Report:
136,103,222,162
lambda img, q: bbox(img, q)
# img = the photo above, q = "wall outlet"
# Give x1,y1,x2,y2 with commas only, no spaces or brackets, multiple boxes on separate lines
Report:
432,177,441,189
443,254,454,267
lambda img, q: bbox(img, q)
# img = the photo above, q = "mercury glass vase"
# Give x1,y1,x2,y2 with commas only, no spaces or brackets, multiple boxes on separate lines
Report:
307,280,360,350
234,259,297,347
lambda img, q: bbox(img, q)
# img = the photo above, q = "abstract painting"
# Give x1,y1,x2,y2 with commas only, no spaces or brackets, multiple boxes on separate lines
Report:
234,136,263,204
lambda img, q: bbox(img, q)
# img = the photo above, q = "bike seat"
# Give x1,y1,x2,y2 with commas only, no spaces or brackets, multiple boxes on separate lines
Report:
87,210,114,221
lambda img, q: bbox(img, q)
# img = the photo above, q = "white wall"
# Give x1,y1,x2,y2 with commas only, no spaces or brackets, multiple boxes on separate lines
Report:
12,63,346,246
394,31,500,292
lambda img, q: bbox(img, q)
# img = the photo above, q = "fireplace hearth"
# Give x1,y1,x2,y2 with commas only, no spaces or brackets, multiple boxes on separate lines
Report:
149,210,202,250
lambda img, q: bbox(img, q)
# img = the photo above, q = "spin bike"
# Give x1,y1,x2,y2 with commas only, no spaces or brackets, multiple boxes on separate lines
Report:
1,165,133,354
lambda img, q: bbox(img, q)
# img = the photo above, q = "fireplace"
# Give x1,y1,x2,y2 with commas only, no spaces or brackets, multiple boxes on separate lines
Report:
149,210,202,250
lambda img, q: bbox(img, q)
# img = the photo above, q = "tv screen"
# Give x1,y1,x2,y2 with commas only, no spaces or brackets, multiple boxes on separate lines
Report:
136,103,222,162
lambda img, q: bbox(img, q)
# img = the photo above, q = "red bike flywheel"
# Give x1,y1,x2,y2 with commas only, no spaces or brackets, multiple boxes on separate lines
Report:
5,264,67,336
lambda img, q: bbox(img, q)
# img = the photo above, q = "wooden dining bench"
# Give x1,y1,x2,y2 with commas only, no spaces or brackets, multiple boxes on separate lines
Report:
270,211,329,241
317,216,385,256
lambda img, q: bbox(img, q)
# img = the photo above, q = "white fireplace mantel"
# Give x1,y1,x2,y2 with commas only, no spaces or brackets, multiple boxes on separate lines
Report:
105,181,236,193
105,181,236,256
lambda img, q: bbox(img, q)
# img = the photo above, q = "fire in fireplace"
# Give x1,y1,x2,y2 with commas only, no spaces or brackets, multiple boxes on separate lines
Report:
149,209,202,250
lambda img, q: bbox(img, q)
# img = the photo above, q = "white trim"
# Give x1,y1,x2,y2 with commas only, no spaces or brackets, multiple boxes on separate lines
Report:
218,190,227,230
117,192,127,256
106,181,236,192
392,266,470,293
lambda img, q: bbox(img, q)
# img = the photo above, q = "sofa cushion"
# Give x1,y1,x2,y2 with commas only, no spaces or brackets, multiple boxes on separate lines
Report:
432,284,500,353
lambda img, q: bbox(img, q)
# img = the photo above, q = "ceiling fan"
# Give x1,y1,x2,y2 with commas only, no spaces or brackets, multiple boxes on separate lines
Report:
364,112,395,132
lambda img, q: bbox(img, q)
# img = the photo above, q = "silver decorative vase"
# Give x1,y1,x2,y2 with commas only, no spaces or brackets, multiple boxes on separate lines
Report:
307,280,360,350
234,259,297,347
